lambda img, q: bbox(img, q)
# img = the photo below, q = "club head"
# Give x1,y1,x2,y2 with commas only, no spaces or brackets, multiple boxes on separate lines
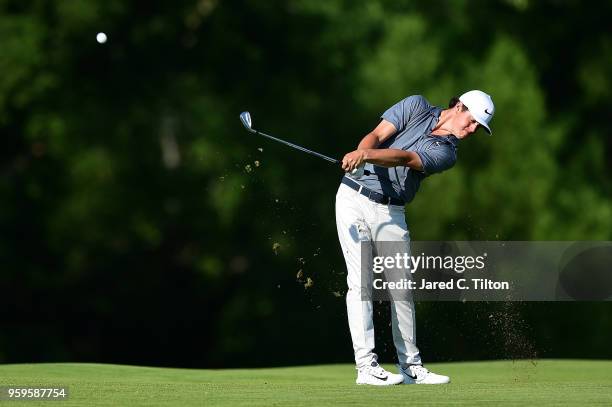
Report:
239,111,254,131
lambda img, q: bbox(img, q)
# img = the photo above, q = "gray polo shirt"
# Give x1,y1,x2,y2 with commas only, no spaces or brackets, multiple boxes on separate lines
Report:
355,95,459,204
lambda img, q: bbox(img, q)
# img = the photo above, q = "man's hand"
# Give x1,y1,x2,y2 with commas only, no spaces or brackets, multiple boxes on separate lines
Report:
342,150,367,172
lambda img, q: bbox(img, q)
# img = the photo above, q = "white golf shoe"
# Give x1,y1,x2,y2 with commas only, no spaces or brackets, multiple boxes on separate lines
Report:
356,361,404,386
398,364,450,384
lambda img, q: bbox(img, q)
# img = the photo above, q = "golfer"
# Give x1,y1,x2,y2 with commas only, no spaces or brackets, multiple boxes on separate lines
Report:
335,90,495,385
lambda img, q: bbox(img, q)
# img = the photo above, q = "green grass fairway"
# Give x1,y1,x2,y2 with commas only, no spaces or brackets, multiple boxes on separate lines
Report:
1,360,611,406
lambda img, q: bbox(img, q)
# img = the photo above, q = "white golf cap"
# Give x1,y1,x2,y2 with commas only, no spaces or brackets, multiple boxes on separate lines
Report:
459,90,495,135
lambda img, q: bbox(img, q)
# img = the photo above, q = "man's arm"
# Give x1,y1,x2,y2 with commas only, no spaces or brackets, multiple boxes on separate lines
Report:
355,120,396,150
341,119,424,172
361,148,423,171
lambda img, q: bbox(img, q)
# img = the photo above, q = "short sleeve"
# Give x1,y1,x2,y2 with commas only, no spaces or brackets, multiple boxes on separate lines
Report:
415,143,457,175
381,95,426,133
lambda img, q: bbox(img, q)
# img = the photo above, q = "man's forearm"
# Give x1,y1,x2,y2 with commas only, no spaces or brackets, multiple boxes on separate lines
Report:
357,132,382,150
363,148,423,171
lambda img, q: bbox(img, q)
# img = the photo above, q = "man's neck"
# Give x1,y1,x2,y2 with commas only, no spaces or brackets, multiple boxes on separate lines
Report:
431,108,453,136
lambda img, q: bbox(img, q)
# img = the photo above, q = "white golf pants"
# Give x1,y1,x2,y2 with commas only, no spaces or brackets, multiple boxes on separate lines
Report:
335,182,422,368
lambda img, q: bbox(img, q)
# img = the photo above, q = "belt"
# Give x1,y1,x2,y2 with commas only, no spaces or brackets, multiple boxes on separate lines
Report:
341,177,405,206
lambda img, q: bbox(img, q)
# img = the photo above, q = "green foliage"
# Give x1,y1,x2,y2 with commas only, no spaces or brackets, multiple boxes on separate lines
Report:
1,0,611,366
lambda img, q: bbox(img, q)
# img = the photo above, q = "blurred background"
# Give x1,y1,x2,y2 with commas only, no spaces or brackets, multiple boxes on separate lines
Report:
1,0,611,368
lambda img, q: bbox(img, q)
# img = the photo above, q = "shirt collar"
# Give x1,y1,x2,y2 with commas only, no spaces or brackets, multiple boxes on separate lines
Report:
429,106,460,147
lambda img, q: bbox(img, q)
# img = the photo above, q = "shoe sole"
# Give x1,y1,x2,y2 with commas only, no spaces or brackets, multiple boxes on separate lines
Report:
402,378,451,384
356,376,404,386
356,380,403,386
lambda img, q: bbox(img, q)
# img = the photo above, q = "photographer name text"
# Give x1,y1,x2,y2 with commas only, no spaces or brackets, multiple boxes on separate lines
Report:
373,278,510,291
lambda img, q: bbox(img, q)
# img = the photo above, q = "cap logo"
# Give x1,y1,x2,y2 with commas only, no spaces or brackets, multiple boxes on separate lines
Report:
484,108,493,116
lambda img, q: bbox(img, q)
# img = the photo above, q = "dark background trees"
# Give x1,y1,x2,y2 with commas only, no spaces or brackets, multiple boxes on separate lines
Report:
1,0,611,367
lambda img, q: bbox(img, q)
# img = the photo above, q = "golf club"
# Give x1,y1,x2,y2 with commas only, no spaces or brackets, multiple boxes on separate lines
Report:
239,111,370,176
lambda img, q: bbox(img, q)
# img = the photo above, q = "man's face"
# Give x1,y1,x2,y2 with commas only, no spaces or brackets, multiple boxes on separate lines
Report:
452,104,481,139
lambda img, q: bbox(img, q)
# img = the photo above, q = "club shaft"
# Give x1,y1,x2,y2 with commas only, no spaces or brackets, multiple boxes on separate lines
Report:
253,128,340,164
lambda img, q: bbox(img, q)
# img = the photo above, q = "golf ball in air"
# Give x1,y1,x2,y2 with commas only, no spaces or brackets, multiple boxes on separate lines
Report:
96,32,107,44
